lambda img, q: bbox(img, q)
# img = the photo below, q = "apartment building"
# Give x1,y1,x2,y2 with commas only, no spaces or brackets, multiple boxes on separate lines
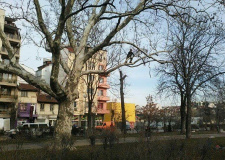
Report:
36,94,58,126
0,9,21,130
105,102,136,129
36,47,110,127
17,83,38,125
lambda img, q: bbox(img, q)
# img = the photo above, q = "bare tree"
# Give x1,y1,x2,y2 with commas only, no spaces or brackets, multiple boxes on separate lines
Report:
119,69,127,134
83,60,99,130
0,0,212,139
157,61,186,134
157,9,225,138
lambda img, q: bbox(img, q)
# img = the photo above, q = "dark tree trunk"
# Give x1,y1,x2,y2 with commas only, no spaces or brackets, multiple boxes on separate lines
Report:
180,93,186,134
186,93,192,139
88,101,92,130
119,70,126,134
92,113,96,128
216,107,220,133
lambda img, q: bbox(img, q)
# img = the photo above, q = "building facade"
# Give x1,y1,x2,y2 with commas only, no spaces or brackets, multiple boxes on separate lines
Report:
17,83,38,126
36,94,58,126
105,102,136,129
0,9,21,130
36,47,110,127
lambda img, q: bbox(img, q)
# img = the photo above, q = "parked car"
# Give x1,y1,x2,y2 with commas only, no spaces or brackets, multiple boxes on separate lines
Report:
126,124,131,131
95,121,115,131
71,125,84,136
126,121,131,131
7,123,49,138
5,128,19,138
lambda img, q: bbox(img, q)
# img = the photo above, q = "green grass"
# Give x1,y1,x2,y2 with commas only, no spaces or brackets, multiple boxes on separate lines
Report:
1,137,225,160
0,130,219,145
118,130,218,138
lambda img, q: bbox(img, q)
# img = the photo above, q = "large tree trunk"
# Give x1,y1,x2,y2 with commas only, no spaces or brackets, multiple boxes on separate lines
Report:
180,94,186,134
120,70,126,134
186,94,192,139
55,99,73,138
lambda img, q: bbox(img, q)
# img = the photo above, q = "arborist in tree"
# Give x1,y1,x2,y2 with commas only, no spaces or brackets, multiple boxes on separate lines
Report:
125,49,134,63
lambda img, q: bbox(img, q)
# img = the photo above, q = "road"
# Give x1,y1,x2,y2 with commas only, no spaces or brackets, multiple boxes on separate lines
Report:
1,133,225,151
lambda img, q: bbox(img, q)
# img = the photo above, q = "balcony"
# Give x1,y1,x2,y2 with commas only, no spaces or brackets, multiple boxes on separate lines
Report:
4,22,18,30
0,47,20,57
5,33,20,43
0,78,17,86
0,94,18,103
96,108,110,114
98,83,110,89
0,108,10,118
97,96,110,101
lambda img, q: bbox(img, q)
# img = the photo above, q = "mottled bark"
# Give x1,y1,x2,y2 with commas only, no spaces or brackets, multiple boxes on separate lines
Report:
55,99,74,138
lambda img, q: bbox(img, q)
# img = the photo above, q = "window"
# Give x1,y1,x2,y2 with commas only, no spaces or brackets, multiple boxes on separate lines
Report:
88,62,95,70
39,124,48,128
2,73,12,80
99,65,104,70
99,54,103,62
21,91,28,97
88,75,94,81
74,102,77,108
98,103,103,109
20,104,27,111
3,59,9,65
30,124,38,129
8,74,12,80
74,102,77,111
98,90,104,96
3,73,8,80
1,87,11,95
40,104,45,111
50,104,54,111
87,88,94,94
99,77,104,83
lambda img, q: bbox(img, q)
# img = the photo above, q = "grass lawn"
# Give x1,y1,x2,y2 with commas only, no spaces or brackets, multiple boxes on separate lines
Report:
118,130,218,138
0,130,219,145
1,137,225,160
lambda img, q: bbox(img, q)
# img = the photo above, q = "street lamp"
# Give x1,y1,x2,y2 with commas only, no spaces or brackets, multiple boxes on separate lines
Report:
83,93,87,129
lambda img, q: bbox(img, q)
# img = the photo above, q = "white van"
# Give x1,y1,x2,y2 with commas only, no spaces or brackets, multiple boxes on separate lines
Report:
8,123,49,138
21,123,50,136
21,123,49,129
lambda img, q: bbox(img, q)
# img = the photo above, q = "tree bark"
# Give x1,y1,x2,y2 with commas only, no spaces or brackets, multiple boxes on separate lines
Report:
186,94,192,139
180,93,186,134
119,70,126,134
88,101,92,130
55,99,73,138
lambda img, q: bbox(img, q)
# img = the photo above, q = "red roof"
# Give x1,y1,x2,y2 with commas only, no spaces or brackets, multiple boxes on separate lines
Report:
18,83,38,92
37,94,58,104
66,47,74,53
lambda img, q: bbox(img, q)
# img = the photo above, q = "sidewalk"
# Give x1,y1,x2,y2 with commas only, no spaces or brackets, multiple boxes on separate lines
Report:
1,133,225,151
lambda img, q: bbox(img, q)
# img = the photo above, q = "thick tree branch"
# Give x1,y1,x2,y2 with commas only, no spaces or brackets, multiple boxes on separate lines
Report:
33,0,53,49
0,63,57,98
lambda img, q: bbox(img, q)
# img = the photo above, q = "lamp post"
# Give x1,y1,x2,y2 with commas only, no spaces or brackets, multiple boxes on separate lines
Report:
83,93,87,128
